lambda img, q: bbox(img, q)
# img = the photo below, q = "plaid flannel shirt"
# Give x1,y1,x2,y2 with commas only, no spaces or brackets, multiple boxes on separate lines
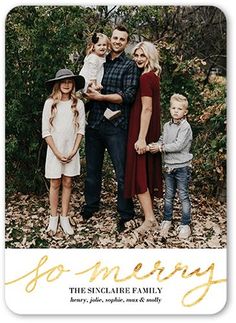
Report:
87,52,140,129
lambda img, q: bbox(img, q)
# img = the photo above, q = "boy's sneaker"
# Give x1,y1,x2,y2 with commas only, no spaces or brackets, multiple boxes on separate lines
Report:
178,225,191,239
160,220,171,237
104,108,121,120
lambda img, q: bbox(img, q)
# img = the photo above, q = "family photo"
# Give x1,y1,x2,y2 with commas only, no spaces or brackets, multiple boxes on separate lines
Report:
5,5,226,249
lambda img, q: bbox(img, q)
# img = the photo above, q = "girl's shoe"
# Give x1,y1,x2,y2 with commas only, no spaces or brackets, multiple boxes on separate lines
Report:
60,216,74,235
47,215,59,234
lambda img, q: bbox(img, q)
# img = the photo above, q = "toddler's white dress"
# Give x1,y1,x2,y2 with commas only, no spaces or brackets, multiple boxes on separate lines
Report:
42,98,85,179
79,53,106,90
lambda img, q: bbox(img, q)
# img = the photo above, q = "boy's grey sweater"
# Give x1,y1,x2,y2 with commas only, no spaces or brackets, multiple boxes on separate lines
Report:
158,119,193,169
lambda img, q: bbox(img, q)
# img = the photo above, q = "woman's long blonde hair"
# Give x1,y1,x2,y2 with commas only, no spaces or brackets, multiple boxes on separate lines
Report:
132,41,161,75
49,80,79,128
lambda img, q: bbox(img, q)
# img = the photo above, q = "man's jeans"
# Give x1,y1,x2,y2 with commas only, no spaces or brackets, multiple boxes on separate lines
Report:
163,166,191,225
84,121,135,221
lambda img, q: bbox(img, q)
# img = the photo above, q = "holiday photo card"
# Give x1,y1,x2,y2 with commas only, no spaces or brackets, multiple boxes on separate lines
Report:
5,4,227,315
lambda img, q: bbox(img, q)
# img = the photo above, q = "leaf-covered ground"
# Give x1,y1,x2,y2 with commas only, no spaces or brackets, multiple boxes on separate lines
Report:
5,177,226,249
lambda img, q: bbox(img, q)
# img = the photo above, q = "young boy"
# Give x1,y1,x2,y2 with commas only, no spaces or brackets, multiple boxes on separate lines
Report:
148,93,193,239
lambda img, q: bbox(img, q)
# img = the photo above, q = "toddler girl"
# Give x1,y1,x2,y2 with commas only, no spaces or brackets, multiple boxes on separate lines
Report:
79,32,121,120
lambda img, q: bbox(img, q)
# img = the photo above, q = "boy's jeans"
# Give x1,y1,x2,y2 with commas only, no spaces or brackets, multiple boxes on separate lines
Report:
163,166,191,225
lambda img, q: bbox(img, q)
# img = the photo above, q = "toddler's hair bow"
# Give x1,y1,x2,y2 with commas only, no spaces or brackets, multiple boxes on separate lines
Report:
92,33,99,44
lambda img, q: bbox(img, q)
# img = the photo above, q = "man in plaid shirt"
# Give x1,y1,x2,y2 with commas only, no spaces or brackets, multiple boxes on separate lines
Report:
81,25,140,232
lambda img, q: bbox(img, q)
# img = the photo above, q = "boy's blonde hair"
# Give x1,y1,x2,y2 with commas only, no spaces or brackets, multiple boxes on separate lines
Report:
132,41,161,76
170,93,189,110
86,33,110,55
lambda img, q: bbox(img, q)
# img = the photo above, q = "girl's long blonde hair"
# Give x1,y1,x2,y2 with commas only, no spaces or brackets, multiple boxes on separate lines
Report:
132,41,161,76
49,80,79,128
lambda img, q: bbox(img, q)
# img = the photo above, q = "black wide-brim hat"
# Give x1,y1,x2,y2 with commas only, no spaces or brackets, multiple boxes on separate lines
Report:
45,68,85,91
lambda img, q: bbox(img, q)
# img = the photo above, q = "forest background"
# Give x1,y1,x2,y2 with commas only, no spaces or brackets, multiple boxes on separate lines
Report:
5,5,227,249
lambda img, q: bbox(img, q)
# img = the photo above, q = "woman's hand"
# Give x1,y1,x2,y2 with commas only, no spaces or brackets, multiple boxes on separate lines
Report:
134,139,147,155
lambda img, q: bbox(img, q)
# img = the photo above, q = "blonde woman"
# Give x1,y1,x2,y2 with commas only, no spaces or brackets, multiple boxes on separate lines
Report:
124,41,163,234
42,69,85,235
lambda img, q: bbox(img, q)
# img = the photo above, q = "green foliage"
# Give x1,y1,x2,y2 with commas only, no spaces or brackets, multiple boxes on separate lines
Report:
155,40,226,196
159,45,204,122
192,78,226,196
5,5,226,198
6,6,92,194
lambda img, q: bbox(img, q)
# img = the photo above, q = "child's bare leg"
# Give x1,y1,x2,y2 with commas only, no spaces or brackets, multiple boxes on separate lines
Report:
61,175,72,216
47,178,61,234
60,176,74,235
49,178,61,216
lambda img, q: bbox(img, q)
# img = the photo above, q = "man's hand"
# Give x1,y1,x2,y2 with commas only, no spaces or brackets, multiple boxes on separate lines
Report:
85,88,103,101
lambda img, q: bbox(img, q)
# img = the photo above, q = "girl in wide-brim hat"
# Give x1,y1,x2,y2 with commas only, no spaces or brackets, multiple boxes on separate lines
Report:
42,68,85,235
45,68,85,92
